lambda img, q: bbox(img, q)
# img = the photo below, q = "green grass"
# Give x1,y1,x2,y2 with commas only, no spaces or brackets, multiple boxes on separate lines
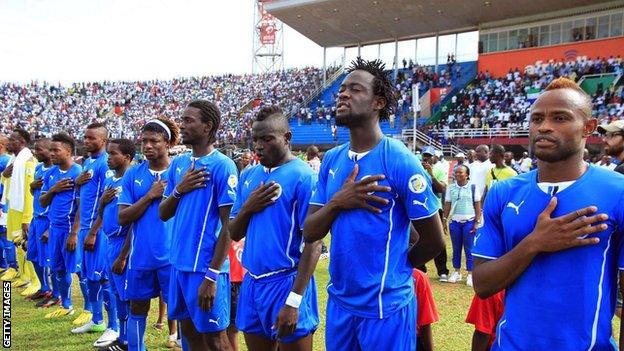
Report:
10,242,622,350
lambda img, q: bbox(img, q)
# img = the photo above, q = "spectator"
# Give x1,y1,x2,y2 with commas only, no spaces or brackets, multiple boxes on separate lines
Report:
306,145,321,174
598,120,624,174
484,144,518,200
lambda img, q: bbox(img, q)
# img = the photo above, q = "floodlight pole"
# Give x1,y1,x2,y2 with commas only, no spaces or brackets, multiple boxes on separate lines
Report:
393,38,398,83
357,44,361,57
434,33,439,74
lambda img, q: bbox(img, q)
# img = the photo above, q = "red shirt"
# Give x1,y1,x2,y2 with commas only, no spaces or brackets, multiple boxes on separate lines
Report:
229,239,246,283
465,291,505,349
412,269,439,336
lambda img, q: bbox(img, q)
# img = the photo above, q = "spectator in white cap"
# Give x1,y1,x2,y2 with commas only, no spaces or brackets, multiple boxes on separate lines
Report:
598,120,624,174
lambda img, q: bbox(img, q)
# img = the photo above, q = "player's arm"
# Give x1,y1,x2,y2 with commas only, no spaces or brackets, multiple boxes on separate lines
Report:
472,331,491,351
84,214,102,252
303,164,389,242
228,182,280,241
473,197,606,298
198,206,233,312
118,181,164,226
408,214,445,267
442,201,451,222
112,230,132,275
66,197,81,252
420,325,434,351
39,178,73,207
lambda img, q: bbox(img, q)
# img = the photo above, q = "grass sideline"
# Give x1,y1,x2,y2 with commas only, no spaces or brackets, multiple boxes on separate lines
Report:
10,244,622,350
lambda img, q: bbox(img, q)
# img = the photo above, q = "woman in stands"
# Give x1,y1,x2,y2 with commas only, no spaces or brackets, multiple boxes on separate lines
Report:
442,165,482,287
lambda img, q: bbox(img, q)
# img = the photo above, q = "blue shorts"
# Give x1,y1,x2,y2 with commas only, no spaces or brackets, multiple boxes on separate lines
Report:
325,294,416,351
48,225,82,273
83,229,108,281
125,265,171,302
168,267,230,333
236,270,319,344
26,217,49,264
106,236,127,301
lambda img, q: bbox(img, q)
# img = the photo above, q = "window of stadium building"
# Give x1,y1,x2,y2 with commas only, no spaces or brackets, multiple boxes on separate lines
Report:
478,9,624,54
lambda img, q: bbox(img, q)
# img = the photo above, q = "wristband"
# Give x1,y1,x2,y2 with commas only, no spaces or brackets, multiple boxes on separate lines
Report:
204,268,219,282
285,291,302,309
172,189,182,199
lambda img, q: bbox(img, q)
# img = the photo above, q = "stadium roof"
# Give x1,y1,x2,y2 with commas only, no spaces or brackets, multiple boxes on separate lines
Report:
266,0,621,47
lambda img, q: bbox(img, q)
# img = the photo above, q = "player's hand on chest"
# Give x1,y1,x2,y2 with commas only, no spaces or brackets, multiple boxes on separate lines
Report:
175,161,211,195
329,164,393,214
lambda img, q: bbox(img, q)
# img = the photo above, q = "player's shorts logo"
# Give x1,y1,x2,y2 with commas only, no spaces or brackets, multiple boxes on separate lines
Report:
228,174,238,189
408,174,427,194
271,183,282,201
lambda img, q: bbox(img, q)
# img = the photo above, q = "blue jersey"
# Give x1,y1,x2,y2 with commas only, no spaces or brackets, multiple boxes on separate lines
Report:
42,164,82,230
310,137,439,318
472,166,624,350
164,151,237,273
79,152,110,230
118,161,172,270
33,163,54,218
231,158,315,278
101,176,130,239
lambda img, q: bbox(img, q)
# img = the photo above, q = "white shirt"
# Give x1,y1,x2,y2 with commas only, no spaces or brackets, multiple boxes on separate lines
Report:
468,160,493,196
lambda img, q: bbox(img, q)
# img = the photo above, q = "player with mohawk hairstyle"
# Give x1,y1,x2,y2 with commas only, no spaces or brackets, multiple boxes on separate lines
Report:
304,58,445,350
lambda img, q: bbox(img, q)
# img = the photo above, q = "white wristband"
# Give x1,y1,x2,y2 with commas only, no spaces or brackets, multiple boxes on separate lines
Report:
285,291,303,309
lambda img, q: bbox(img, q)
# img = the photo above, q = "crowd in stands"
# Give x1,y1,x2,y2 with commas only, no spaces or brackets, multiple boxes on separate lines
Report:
0,67,323,145
433,56,624,136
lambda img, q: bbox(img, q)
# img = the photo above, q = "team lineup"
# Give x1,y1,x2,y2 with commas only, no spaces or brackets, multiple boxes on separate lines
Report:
4,58,624,351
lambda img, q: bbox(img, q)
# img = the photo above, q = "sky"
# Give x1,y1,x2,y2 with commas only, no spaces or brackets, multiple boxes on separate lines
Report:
0,0,478,84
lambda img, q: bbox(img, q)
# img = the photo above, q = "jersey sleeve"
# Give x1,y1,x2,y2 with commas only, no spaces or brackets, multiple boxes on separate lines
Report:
163,157,177,198
118,167,135,206
465,292,505,335
296,172,316,230
21,160,35,224
392,152,439,220
309,155,328,207
472,182,506,260
215,158,237,207
229,169,246,219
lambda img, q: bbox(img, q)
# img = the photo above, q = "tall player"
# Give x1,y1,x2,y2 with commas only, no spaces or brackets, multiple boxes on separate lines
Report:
25,138,55,302
40,133,82,318
472,78,624,349
93,138,135,351
118,118,179,351
0,136,17,282
73,123,113,331
303,58,445,350
159,100,237,350
229,106,320,351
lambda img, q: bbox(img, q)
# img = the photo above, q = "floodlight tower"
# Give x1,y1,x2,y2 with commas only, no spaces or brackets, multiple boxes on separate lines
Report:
252,0,284,74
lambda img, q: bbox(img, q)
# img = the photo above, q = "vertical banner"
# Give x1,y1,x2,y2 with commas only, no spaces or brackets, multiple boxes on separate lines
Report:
259,1,276,45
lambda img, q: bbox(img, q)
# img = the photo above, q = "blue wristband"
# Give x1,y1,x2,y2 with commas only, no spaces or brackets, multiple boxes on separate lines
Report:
204,268,219,282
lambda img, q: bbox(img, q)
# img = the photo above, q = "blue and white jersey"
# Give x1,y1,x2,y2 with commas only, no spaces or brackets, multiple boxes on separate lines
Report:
33,163,54,218
80,152,110,230
119,161,172,270
472,166,624,350
164,151,238,273
310,137,439,319
101,176,129,239
42,164,82,231
231,158,315,278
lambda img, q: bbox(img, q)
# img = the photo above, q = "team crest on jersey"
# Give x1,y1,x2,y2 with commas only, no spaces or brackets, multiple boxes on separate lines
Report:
408,174,427,194
105,170,114,178
227,174,238,189
115,186,122,197
271,183,282,201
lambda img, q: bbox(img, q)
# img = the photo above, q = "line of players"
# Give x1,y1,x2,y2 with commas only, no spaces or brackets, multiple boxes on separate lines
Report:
12,56,624,351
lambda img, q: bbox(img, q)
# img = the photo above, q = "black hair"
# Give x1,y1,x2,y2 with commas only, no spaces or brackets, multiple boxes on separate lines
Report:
142,117,180,146
109,138,136,160
35,137,51,147
346,57,397,120
188,100,221,144
87,122,107,130
255,105,283,121
13,128,31,145
51,133,75,154
491,144,506,155
455,164,470,177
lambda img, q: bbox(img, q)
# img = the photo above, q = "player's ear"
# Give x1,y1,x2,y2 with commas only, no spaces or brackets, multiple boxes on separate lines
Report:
373,96,387,113
284,131,292,144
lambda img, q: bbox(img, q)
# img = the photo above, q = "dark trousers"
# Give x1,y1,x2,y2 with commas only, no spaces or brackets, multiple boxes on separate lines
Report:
416,210,449,276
